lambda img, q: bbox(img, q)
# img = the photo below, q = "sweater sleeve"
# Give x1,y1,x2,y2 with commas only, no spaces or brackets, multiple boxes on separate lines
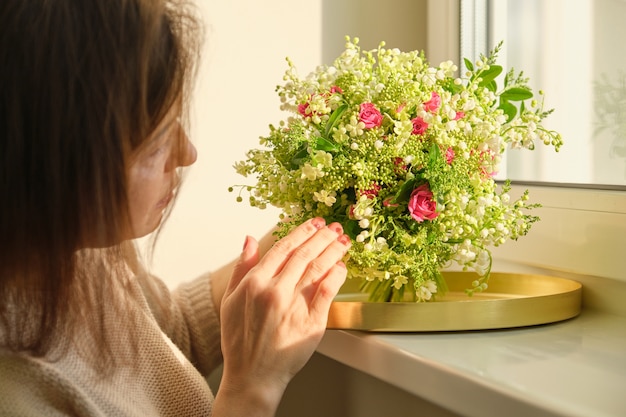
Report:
135,271,223,376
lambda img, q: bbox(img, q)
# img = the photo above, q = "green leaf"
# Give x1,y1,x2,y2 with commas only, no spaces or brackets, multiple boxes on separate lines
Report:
500,87,533,101
504,68,512,86
484,79,497,92
463,58,474,72
324,104,348,138
392,177,418,204
445,80,462,94
428,142,442,167
314,136,339,152
404,216,422,232
498,100,517,121
344,219,361,240
478,65,502,87
289,145,309,169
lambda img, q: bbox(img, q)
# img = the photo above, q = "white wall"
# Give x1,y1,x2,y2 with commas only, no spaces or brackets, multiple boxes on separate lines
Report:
144,0,429,287
142,1,323,286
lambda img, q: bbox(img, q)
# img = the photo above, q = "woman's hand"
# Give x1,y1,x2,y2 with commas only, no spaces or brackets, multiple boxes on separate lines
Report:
212,217,351,416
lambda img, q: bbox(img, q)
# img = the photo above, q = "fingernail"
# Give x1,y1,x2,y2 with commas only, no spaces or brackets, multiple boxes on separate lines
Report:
329,222,343,234
311,217,326,229
337,234,351,246
242,235,251,251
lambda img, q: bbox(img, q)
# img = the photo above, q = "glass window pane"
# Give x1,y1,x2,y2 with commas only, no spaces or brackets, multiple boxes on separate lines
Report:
465,0,626,188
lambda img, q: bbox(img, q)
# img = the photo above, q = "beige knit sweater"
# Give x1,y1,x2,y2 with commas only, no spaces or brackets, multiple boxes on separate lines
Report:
0,269,223,416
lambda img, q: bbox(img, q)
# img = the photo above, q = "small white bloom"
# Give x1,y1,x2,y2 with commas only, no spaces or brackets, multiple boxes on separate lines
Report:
417,280,438,301
332,126,349,143
346,115,365,137
312,150,333,167
313,190,337,207
463,100,476,111
393,275,408,290
301,163,324,180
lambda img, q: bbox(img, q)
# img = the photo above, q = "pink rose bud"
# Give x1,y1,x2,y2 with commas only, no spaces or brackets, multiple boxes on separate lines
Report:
298,102,310,117
407,184,439,222
411,116,428,135
359,102,383,128
423,91,441,113
445,147,455,164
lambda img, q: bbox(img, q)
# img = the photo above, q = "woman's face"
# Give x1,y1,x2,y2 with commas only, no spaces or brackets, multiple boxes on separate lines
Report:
126,110,197,240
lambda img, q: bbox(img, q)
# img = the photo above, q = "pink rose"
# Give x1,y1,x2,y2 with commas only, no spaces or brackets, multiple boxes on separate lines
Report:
408,184,438,222
423,91,441,113
297,102,310,117
445,147,455,164
329,85,343,94
411,117,428,135
359,102,383,128
454,111,465,120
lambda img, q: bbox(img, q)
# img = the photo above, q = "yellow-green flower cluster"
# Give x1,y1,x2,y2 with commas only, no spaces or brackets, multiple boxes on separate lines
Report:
232,37,562,302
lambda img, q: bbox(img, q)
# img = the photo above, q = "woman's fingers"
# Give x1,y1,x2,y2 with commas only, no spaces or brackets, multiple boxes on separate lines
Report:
225,235,260,295
292,234,350,293
218,218,351,412
258,218,350,289
257,217,327,278
308,260,348,319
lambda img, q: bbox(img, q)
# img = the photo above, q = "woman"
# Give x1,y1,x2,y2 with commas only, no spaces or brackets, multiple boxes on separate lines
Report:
0,0,351,415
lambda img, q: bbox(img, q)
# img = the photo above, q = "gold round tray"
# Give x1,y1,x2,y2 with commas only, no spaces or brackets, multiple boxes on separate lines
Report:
327,272,582,331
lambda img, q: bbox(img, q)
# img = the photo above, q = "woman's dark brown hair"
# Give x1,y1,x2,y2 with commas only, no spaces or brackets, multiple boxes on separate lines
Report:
0,0,202,361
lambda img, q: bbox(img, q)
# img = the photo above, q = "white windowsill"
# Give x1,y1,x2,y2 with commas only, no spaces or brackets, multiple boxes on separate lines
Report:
318,307,626,417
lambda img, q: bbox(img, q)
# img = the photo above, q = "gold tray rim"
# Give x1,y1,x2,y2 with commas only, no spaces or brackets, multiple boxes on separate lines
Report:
327,272,582,332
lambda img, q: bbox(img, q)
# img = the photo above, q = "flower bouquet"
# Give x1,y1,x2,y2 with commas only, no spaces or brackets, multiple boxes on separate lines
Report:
231,37,562,302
